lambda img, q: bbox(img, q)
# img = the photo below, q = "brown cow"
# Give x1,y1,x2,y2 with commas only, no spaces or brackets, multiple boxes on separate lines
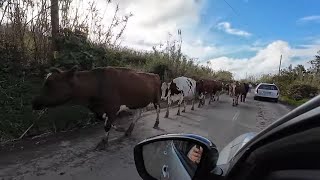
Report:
196,79,221,107
212,80,223,101
231,82,249,106
32,66,161,149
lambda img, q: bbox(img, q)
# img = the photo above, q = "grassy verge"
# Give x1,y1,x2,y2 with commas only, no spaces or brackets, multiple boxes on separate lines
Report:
280,96,309,107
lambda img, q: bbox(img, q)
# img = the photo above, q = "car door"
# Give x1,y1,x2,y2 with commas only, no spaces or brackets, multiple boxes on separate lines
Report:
225,96,320,180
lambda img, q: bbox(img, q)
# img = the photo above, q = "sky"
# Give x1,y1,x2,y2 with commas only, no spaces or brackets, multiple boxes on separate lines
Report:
73,0,320,79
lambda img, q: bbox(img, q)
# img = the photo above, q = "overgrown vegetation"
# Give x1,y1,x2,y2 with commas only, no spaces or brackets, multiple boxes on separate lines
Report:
254,52,320,106
0,0,233,142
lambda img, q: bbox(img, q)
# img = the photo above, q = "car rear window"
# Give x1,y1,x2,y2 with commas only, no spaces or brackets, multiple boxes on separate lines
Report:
258,84,278,90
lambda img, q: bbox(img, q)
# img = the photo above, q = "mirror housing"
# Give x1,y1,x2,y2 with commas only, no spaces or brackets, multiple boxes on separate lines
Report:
134,134,220,180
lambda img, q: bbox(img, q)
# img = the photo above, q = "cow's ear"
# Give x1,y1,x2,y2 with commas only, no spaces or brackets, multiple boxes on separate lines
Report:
49,67,62,74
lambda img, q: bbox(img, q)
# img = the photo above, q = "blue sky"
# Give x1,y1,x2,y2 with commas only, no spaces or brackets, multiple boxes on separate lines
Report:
194,0,320,58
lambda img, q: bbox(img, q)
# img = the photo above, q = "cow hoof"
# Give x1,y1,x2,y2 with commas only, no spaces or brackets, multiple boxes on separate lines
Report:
95,138,108,151
191,107,194,110
177,112,181,116
125,124,135,136
182,110,186,113
153,121,159,128
125,132,132,137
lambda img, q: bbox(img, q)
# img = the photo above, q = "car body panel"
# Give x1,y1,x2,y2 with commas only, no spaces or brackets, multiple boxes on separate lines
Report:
217,132,256,166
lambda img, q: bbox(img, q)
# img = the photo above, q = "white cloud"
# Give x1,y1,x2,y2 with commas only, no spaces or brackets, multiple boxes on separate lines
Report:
205,40,320,79
114,0,203,50
181,39,222,59
297,15,320,23
60,0,203,52
216,22,251,37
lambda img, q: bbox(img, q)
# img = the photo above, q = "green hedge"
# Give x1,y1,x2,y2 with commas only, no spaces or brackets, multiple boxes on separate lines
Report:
287,82,318,100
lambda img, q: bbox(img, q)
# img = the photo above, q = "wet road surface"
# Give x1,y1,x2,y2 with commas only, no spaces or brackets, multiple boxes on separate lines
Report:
0,92,291,179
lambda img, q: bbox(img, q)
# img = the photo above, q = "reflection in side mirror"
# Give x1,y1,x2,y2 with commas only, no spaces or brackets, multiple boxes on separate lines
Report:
142,140,204,180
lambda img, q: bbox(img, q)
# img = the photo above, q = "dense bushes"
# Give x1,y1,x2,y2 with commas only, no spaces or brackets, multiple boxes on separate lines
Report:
287,82,318,100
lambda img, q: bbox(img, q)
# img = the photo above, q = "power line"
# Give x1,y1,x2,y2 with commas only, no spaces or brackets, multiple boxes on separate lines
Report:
222,0,239,16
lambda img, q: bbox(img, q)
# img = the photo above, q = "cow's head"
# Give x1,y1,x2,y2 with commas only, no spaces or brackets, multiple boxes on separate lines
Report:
230,82,239,94
161,82,171,100
32,66,78,110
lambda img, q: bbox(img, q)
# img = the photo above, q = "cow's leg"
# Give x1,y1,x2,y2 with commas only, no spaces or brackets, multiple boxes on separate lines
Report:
232,96,235,106
125,109,142,136
96,113,114,150
202,94,206,106
182,100,186,112
209,93,213,104
153,104,160,128
191,99,195,110
164,97,170,118
198,93,204,108
202,95,205,105
177,94,183,115
236,95,239,105
198,94,202,108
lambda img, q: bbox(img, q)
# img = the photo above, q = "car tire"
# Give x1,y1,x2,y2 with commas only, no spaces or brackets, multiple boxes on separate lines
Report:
274,98,278,103
254,96,258,100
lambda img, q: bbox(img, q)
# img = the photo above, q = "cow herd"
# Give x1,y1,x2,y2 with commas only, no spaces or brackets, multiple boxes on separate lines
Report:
32,66,249,149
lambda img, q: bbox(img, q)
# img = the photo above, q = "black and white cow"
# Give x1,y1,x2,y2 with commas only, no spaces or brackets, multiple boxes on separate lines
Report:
161,76,197,118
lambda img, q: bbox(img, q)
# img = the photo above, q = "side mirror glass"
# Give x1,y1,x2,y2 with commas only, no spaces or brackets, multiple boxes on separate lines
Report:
134,134,219,180
143,140,203,179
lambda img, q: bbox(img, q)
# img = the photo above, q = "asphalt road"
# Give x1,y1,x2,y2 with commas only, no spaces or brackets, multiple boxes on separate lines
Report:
0,91,291,180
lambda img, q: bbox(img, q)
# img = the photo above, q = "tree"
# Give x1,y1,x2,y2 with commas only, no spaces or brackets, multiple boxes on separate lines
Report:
310,51,320,74
293,64,306,75
51,0,59,62
215,70,233,81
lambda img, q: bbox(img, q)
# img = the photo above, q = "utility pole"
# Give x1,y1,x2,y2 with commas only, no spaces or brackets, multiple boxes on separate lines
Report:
278,54,282,76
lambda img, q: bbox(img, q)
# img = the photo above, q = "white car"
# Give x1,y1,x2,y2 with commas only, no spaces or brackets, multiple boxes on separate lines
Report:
254,83,279,102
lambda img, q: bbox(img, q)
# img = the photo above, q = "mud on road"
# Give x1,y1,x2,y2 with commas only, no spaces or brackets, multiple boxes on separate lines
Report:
0,93,291,180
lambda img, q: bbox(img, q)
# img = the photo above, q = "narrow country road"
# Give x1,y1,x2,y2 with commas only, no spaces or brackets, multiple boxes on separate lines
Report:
0,91,291,180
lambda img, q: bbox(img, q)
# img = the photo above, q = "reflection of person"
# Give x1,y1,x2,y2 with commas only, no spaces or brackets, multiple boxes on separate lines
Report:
187,145,203,164
173,141,203,164
172,141,203,177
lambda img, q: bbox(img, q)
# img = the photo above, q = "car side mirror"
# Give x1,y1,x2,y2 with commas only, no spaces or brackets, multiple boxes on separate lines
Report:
134,134,221,180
